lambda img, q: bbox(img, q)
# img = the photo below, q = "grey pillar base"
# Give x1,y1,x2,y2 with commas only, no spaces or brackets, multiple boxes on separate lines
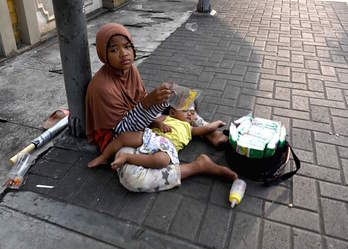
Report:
52,0,91,137
196,0,211,13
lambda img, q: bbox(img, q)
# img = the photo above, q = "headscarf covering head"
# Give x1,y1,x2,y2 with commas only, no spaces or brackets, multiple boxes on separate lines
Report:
85,23,146,144
96,23,136,64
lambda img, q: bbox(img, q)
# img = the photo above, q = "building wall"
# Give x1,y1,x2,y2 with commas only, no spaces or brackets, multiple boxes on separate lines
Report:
0,0,103,57
36,0,103,35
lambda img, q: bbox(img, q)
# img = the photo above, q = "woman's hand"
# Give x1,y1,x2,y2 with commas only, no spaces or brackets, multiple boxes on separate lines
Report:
141,83,172,109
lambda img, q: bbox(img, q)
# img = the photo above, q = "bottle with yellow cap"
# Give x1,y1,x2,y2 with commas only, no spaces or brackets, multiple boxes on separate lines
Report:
229,179,246,208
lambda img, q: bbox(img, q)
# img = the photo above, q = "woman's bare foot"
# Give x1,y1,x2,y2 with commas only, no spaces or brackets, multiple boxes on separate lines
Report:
88,156,107,168
205,130,229,148
194,154,238,181
111,152,128,170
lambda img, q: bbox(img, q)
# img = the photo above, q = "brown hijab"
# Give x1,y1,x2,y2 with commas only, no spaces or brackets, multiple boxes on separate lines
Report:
85,23,146,143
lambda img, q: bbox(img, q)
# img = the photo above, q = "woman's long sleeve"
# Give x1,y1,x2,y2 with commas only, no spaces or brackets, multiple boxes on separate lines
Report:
113,102,168,135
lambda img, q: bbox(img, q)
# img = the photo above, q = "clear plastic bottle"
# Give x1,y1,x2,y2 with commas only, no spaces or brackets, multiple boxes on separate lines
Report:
6,153,31,189
229,179,246,208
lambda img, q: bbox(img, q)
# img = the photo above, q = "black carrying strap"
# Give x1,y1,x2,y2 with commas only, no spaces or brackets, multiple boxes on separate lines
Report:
264,142,301,186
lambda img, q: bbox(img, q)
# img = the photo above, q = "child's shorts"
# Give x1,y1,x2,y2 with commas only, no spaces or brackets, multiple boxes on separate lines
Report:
137,128,179,165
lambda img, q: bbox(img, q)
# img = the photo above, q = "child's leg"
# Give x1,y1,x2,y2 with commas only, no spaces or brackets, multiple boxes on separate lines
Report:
192,112,228,147
88,131,144,168
111,151,171,170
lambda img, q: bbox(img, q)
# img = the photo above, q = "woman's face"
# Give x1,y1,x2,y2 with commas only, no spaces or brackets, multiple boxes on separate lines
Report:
107,35,134,71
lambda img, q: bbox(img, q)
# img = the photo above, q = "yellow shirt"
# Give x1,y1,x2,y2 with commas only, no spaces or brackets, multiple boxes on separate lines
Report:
152,116,192,152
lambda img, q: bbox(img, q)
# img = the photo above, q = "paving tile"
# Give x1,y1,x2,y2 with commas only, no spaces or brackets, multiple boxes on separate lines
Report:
256,97,290,108
321,198,348,240
275,87,290,100
293,119,331,133
338,147,348,158
209,78,227,91
315,142,340,169
293,175,318,211
264,202,320,231
238,95,255,110
342,158,348,185
259,79,274,91
292,72,306,83
228,212,261,249
311,106,330,123
332,116,348,136
262,221,291,249
118,192,155,225
277,66,290,76
321,66,336,76
308,79,324,92
173,179,211,201
232,64,247,75
198,204,232,248
320,181,348,202
254,104,272,119
0,206,117,249
326,87,344,101
43,147,81,164
298,162,342,183
169,197,205,241
314,131,348,147
325,236,348,249
246,181,290,204
30,159,74,180
198,71,214,82
292,95,309,111
305,60,320,70
292,128,313,151
144,192,182,232
263,59,277,69
223,85,241,99
244,72,260,83
292,89,325,98
293,228,323,249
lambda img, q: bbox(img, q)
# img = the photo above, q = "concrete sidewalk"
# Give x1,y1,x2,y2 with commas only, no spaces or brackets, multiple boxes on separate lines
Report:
1,0,348,248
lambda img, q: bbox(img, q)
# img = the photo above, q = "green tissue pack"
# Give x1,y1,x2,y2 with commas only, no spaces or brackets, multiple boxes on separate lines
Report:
229,114,286,159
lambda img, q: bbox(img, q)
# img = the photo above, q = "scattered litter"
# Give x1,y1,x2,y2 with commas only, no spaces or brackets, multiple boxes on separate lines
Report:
36,185,55,189
288,203,293,208
329,132,333,135
3,153,31,189
210,9,217,16
335,133,339,137
133,4,142,9
9,116,68,165
49,68,63,74
185,22,198,32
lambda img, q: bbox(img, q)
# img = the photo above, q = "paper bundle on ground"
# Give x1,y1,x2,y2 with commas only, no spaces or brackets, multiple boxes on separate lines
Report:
229,114,286,159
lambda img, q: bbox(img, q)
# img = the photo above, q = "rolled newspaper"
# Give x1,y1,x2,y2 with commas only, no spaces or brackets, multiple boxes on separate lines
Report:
9,116,69,165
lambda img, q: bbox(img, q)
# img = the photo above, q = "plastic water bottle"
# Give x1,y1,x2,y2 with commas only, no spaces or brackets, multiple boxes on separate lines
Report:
229,179,246,208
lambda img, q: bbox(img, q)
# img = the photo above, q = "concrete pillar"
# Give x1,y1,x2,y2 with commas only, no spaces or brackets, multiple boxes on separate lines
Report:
15,0,40,45
52,0,91,137
0,0,17,57
196,0,211,13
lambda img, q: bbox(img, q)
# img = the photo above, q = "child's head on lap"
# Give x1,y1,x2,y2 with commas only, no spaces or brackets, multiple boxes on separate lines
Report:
163,106,195,124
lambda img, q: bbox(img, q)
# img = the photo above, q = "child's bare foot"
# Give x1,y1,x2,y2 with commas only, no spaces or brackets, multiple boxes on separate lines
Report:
195,154,238,181
88,156,107,168
111,152,128,170
205,130,229,148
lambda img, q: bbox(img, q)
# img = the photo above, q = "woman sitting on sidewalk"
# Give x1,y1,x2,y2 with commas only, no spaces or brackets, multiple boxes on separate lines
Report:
85,23,235,192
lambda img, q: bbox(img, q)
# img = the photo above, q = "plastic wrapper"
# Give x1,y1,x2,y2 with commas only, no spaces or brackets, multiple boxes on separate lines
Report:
168,83,200,110
4,153,31,189
228,114,284,158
